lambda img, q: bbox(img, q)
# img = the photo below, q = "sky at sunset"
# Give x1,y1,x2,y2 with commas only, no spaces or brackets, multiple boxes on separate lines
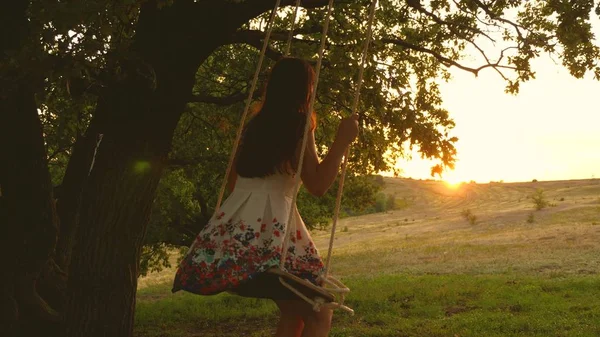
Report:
394,19,600,184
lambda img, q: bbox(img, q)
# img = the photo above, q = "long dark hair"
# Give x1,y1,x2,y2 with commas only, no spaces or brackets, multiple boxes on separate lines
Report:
236,58,316,178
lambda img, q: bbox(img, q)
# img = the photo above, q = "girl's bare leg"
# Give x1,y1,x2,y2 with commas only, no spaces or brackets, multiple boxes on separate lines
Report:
274,300,304,337
301,306,333,337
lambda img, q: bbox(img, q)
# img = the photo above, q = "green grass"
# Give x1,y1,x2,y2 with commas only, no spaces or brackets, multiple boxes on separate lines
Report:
136,283,278,337
135,274,600,337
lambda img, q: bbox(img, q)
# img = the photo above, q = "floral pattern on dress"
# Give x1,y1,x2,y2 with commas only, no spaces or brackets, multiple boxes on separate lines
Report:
173,211,325,295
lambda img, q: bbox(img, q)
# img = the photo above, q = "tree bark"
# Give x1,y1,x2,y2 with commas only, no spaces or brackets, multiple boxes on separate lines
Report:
1,1,62,336
54,120,105,272
0,80,61,337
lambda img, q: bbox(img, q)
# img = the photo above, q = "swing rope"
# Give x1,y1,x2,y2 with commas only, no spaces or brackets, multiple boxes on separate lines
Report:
279,0,336,269
284,0,302,57
323,0,378,277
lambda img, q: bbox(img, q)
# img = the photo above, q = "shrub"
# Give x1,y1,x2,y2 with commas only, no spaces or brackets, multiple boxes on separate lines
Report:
386,194,396,211
461,209,477,225
532,189,548,211
527,213,535,223
374,192,387,212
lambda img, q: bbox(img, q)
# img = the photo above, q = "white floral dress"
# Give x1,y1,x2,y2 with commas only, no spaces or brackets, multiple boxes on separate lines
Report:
172,174,325,296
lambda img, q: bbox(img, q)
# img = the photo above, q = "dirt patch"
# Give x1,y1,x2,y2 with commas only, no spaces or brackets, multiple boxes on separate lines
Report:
444,305,478,317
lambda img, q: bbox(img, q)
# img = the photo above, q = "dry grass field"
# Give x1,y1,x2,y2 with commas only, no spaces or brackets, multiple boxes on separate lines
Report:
310,178,600,278
135,178,600,337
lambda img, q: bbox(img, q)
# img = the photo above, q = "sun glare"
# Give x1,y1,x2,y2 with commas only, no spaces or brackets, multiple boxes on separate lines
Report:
444,178,463,189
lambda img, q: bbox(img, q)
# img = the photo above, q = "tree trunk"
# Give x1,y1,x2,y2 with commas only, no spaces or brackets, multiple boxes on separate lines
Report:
0,84,62,337
54,119,106,272
64,83,177,336
1,1,62,336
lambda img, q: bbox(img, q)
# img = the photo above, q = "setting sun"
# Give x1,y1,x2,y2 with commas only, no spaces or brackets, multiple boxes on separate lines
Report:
444,178,464,189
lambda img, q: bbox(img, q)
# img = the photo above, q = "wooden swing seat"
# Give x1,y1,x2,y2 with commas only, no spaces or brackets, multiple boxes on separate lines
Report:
267,267,354,314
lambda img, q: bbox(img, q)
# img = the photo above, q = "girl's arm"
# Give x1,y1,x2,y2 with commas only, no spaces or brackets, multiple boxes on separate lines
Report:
300,114,358,196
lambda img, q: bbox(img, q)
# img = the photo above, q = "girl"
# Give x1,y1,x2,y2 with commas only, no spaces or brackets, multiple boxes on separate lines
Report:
172,57,359,337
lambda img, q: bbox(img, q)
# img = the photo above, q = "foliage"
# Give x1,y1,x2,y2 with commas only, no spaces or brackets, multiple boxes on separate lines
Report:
297,175,385,230
374,192,388,213
373,192,400,213
532,188,548,211
139,243,173,277
13,0,600,275
386,194,396,211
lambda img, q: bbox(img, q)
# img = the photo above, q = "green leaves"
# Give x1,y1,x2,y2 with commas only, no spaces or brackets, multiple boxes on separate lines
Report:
517,0,600,81
27,0,600,274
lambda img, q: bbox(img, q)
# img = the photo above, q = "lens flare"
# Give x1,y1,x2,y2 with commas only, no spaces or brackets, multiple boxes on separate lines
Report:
134,160,151,174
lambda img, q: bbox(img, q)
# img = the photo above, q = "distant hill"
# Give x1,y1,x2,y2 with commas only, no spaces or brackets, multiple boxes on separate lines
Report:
313,177,600,277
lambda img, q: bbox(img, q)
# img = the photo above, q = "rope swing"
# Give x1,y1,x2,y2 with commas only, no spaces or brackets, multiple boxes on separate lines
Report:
214,0,379,315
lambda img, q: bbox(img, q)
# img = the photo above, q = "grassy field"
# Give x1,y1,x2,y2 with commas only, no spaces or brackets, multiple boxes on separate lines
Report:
135,178,600,336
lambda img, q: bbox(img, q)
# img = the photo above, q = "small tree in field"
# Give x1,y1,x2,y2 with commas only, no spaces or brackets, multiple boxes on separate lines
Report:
532,189,548,211
461,209,477,225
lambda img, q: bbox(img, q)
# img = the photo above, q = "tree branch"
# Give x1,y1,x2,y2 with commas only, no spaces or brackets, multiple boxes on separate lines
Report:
382,37,517,76
167,156,228,168
188,91,261,105
414,4,495,43
47,143,74,162
468,0,525,40
248,0,341,9
229,29,331,65
238,35,285,61
232,28,321,45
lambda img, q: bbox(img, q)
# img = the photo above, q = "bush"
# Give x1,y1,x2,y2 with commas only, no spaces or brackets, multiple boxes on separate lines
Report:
372,192,401,213
374,192,387,212
373,174,386,187
532,189,548,211
461,209,477,225
386,194,396,211
527,213,535,223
